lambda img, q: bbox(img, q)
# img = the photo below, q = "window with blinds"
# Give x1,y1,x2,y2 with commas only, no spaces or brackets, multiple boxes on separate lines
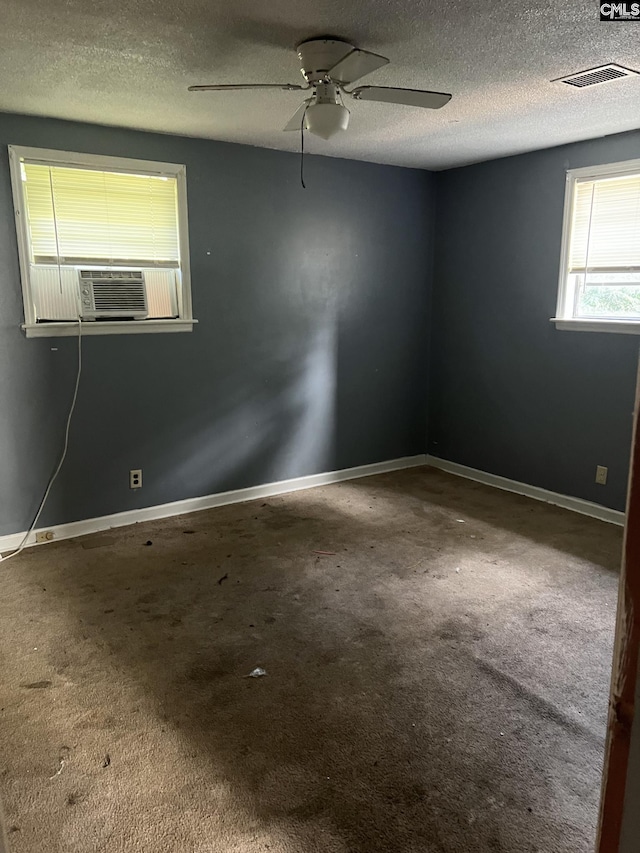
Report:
22,163,180,268
558,161,640,327
9,146,193,336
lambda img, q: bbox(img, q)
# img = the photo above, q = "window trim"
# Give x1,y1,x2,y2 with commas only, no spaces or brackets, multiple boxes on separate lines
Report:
553,157,640,334
8,145,195,337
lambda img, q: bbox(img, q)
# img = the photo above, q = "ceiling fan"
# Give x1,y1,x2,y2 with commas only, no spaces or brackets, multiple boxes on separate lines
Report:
189,37,452,140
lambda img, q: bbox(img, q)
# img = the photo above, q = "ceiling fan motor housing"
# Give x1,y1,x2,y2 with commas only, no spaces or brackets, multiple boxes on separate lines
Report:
297,38,354,83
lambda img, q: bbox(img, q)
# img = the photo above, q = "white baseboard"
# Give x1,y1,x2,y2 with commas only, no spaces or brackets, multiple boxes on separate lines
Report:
426,455,625,526
0,454,428,554
1,452,624,556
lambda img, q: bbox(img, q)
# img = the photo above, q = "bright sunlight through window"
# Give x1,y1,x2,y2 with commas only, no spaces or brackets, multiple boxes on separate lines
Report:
555,158,640,334
9,147,194,337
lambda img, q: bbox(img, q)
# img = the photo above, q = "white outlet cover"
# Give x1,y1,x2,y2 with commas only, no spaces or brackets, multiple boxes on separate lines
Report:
595,466,608,485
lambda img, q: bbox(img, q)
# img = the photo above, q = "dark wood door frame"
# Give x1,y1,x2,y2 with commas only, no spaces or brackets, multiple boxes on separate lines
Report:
597,356,640,852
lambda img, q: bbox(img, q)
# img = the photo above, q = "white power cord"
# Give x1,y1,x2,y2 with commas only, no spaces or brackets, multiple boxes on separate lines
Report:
0,318,83,564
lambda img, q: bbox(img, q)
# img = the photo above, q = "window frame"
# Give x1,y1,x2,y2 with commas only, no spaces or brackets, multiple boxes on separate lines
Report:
553,157,640,335
8,145,195,337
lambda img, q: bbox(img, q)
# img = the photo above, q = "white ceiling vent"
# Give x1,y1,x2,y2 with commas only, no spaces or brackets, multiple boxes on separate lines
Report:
557,64,638,88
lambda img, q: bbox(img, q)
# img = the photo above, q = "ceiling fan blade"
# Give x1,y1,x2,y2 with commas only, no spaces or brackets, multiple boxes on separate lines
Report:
283,99,313,131
350,86,451,109
188,83,307,92
328,49,389,84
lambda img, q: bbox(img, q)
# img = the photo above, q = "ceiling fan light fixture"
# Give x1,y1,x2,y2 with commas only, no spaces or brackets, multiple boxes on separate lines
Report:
305,102,350,140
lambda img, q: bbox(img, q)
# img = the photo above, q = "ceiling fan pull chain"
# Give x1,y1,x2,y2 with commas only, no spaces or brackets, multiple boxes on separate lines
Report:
300,107,307,189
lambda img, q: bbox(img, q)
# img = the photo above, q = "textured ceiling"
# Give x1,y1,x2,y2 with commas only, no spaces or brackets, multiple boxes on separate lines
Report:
1,0,640,170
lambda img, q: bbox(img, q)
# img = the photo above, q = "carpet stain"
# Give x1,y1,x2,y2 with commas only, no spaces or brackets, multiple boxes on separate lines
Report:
66,790,84,806
185,662,235,683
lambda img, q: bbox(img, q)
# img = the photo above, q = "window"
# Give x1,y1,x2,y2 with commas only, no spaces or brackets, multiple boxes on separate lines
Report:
9,146,194,337
555,158,640,333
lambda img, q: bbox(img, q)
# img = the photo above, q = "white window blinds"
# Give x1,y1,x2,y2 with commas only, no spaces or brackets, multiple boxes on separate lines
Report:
569,173,640,273
22,163,180,267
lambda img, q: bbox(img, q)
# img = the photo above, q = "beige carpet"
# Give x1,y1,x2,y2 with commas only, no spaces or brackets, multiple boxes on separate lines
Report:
0,468,621,852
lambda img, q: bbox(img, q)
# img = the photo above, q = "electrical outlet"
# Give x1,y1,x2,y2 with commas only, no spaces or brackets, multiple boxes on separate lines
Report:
595,465,608,485
130,469,142,489
35,530,55,543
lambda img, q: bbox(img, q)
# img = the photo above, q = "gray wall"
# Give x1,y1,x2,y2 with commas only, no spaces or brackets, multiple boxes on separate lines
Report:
3,112,639,536
0,113,435,536
430,130,640,511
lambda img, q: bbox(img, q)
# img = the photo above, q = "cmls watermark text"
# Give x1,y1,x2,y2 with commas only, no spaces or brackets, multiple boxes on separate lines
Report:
600,2,640,19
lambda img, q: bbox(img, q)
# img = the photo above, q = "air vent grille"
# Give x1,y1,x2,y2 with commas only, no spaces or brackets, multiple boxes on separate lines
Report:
79,269,148,319
558,64,638,88
81,270,143,282
93,286,147,311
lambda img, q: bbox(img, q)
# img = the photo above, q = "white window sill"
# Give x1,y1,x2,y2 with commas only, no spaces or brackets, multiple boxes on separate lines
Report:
551,318,640,335
22,319,197,338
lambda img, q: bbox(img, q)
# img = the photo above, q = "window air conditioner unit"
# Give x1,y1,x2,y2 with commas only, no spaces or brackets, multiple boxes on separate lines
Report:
78,270,148,320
